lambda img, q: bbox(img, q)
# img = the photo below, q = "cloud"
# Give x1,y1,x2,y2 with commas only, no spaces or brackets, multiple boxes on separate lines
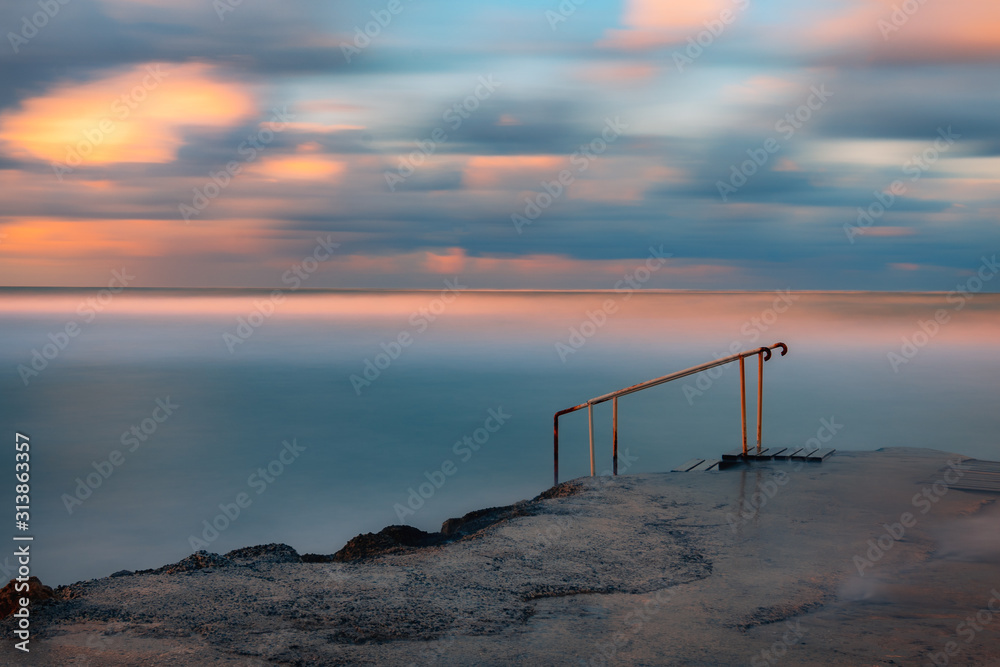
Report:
0,215,271,261
789,0,1000,64
599,0,735,50
423,247,467,274
94,0,209,21
247,155,347,182
463,155,565,189
327,248,735,288
869,0,1000,63
578,62,658,85
0,62,255,167
871,228,918,239
0,0,997,289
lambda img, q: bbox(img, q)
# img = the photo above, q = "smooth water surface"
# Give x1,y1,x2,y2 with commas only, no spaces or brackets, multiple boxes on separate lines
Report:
0,289,997,585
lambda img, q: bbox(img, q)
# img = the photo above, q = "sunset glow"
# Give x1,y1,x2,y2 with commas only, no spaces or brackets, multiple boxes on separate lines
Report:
0,0,995,290
0,63,254,167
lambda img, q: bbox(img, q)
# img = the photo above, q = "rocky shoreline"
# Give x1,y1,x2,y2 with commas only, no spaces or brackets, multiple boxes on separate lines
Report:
3,449,999,665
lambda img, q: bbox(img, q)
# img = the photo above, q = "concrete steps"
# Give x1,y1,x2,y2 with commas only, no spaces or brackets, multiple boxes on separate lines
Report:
675,447,835,471
943,459,1000,493
670,458,722,472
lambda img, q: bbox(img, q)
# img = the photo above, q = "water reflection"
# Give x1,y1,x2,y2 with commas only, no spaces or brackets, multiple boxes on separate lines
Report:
0,290,996,585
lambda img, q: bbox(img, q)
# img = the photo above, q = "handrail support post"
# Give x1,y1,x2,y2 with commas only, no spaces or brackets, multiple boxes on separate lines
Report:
587,403,596,477
739,355,747,456
756,350,764,454
612,397,618,475
553,414,560,487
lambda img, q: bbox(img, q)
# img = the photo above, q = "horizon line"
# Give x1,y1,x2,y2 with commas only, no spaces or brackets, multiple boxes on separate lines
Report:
1,286,998,296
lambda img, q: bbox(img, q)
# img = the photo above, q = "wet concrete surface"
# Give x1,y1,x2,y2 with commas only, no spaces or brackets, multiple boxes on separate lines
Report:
3,448,998,666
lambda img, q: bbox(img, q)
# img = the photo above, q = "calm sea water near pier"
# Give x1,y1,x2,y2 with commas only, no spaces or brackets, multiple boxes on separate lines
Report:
1,289,997,585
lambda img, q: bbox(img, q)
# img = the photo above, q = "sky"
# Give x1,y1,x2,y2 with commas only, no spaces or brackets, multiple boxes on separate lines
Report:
0,0,997,290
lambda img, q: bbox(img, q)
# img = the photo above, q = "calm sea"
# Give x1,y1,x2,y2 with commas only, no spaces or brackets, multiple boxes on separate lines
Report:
0,289,997,585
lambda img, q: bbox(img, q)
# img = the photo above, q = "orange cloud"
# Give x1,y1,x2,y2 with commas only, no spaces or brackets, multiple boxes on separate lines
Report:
870,0,1000,61
773,159,800,172
0,216,270,261
247,155,347,181
791,5,883,51
600,0,735,50
865,227,916,238
424,247,467,274
277,122,365,134
623,0,732,30
797,0,1000,62
0,62,254,168
295,100,366,114
463,155,564,189
324,249,736,287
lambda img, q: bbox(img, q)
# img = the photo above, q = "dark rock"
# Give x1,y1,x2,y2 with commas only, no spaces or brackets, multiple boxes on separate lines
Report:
141,544,300,577
332,525,442,562
301,553,335,563
440,505,529,537
534,480,584,500
155,550,231,575
0,576,54,619
110,570,132,578
224,543,301,564
333,488,568,562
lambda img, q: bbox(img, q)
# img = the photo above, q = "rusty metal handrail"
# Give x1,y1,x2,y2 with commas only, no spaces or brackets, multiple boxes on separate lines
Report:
552,342,788,486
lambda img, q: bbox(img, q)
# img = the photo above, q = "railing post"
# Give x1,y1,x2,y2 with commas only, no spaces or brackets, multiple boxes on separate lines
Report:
756,351,764,454
612,396,618,475
588,403,595,477
739,354,747,456
553,413,560,487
